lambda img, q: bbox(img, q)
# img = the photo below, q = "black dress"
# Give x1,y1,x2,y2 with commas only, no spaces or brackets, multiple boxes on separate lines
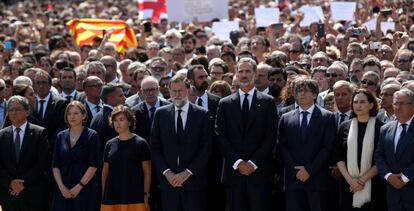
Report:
336,119,387,211
51,127,101,211
101,134,151,208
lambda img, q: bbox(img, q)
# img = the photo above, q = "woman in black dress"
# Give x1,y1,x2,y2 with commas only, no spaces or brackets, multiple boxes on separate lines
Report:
336,89,386,211
101,105,151,211
52,101,101,210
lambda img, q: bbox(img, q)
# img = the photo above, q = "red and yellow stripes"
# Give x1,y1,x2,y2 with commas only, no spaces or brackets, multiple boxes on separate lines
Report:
66,19,137,53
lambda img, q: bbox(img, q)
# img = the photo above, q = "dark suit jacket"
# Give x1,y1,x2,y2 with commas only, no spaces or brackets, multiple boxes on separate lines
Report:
215,90,278,185
150,103,211,191
279,103,296,116
375,120,414,209
279,105,336,191
90,106,117,153
0,123,50,208
132,98,170,141
36,94,68,144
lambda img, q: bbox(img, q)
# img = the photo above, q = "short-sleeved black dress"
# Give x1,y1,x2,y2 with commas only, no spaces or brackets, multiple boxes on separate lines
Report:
336,119,387,211
101,134,151,211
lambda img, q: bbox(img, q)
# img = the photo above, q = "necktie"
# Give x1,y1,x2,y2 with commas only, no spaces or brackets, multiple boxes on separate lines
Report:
242,93,249,128
95,105,101,113
149,107,156,124
197,98,203,107
38,100,45,120
14,128,21,162
65,96,72,102
300,111,309,142
339,113,347,125
396,123,407,156
176,109,184,135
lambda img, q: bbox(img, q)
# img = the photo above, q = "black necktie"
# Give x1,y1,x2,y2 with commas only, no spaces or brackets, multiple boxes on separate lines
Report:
38,100,45,120
65,96,72,102
96,105,101,113
396,123,407,156
339,113,347,125
149,107,156,124
300,111,309,142
14,128,21,162
242,93,249,127
197,98,203,107
176,109,184,135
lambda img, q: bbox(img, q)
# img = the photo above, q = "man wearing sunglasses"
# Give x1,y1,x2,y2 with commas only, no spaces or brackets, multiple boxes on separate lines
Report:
361,71,380,98
317,61,347,106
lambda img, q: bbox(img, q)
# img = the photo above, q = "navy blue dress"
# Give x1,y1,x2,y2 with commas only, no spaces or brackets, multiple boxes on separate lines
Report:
51,127,101,211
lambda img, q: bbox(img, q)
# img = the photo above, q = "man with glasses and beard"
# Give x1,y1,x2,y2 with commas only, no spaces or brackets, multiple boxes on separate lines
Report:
151,75,211,211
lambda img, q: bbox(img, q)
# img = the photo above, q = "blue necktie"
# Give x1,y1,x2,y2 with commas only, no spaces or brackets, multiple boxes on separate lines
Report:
396,123,407,156
300,111,309,142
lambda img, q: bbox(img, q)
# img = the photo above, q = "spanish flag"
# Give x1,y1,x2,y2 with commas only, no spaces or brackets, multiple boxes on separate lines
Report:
66,19,137,53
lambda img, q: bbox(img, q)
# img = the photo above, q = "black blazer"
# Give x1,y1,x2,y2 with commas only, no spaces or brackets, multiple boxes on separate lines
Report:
36,94,68,144
215,90,278,185
279,105,337,191
150,103,212,191
279,103,296,116
90,106,117,153
375,120,414,209
0,123,50,208
132,98,170,141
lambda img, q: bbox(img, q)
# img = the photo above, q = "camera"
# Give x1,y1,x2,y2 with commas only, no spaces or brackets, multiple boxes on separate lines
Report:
351,28,362,36
369,42,381,50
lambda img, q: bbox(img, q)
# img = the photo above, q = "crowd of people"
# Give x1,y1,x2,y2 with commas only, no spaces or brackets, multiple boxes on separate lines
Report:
1,0,414,211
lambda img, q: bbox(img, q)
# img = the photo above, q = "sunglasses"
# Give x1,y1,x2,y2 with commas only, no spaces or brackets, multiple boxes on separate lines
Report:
361,80,376,86
325,73,338,78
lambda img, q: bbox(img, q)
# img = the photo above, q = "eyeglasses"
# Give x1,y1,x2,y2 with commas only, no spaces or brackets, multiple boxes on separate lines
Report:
361,80,376,86
380,92,394,97
151,66,166,72
103,64,116,68
142,87,159,93
325,73,338,78
397,59,411,63
0,87,4,91
8,108,25,113
393,101,413,106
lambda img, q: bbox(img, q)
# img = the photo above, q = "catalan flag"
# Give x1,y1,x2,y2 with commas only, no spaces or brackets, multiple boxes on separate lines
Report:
66,19,137,53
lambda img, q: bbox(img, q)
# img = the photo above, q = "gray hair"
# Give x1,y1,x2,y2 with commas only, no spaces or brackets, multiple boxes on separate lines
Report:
128,61,146,72
381,77,401,89
237,57,257,72
141,76,159,88
85,61,106,75
13,76,33,86
330,61,348,76
333,80,353,94
7,95,30,111
393,88,414,104
362,71,381,87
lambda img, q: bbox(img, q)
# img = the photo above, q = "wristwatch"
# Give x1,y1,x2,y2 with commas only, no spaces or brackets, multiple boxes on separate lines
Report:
144,192,151,197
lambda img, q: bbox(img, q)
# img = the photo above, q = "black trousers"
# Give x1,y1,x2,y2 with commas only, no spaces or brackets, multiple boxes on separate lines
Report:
226,181,271,211
285,189,328,211
161,189,206,211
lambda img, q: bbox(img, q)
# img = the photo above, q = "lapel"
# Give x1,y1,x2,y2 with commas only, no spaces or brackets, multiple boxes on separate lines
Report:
387,122,398,160
19,123,33,162
141,103,150,124
397,120,414,159
184,104,194,133
43,95,55,121
230,93,243,133
246,90,259,131
292,109,300,140
306,106,322,139
6,127,18,164
168,104,177,134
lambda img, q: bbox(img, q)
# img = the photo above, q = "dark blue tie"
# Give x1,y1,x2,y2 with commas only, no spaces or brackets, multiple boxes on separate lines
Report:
38,100,45,120
149,107,156,124
396,123,407,156
300,111,309,142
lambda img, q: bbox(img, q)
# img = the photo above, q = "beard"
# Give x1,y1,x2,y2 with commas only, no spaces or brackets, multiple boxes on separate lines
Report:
184,48,194,54
268,85,282,98
173,97,188,108
195,81,208,92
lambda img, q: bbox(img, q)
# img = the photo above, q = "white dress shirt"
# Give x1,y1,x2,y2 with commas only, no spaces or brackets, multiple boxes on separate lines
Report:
60,90,77,101
196,91,209,110
12,121,28,150
85,98,103,118
299,104,315,126
36,93,51,119
174,101,189,132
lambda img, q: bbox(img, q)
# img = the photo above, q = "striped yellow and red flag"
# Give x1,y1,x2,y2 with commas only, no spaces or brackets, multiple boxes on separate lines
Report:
66,19,137,53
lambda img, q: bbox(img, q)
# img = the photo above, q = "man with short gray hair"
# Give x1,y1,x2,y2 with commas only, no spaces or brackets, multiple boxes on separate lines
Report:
85,61,106,82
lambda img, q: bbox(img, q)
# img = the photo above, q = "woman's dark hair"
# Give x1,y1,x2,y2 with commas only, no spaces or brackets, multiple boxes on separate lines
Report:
350,88,379,118
109,105,136,132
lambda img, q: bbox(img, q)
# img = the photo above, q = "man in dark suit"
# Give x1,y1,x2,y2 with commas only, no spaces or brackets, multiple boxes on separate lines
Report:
90,83,126,150
133,76,170,141
187,64,223,211
377,83,400,124
133,76,170,211
279,77,337,211
216,58,278,211
375,88,414,211
80,76,104,126
59,67,83,102
151,75,211,211
0,96,50,211
34,69,67,146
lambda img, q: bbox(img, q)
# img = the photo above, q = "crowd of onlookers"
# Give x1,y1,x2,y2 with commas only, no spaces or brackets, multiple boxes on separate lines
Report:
1,0,414,211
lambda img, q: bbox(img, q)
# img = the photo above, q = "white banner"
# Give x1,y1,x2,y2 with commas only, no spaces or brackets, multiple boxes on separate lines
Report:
166,0,228,23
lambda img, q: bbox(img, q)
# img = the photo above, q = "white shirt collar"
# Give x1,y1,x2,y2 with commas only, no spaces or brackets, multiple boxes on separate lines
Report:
299,104,315,115
238,88,256,97
174,100,190,113
37,93,51,102
146,98,161,109
197,91,208,102
85,98,103,107
61,90,77,98
12,121,28,133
